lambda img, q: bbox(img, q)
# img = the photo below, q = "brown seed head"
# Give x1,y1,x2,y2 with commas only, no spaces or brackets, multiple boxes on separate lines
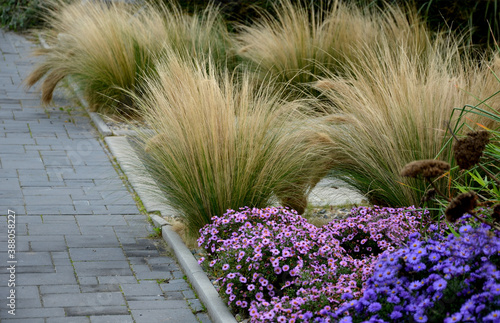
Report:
400,160,450,179
421,189,437,203
453,130,490,170
445,191,478,223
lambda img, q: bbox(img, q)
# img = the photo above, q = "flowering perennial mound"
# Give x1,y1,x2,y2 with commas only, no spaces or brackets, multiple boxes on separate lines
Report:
198,206,430,321
324,206,431,259
332,224,500,322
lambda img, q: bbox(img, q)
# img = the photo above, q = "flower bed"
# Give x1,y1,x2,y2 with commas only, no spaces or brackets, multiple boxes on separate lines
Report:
331,224,500,322
198,206,434,321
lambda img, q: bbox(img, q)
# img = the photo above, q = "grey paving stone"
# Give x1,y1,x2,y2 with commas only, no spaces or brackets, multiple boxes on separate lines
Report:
27,223,80,235
78,226,116,235
24,195,73,206
2,319,45,323
197,312,212,323
16,251,52,266
0,177,21,190
65,306,129,317
15,216,43,224
16,265,54,274
120,282,163,297
79,277,99,285
15,296,43,308
105,205,140,215
46,317,90,323
80,284,120,293
131,308,199,323
40,285,81,294
0,307,65,319
188,298,205,313
16,272,77,286
75,215,127,226
182,290,196,299
0,144,25,153
30,240,68,252
69,248,126,262
75,267,133,277
40,215,76,223
90,315,134,323
98,276,137,284
0,285,38,299
66,235,120,248
171,270,185,279
163,291,185,301
42,292,125,308
128,299,189,310
134,270,173,281
159,279,190,292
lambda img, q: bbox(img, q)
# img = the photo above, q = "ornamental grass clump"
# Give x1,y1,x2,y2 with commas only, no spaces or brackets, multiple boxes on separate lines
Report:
198,206,433,321
25,0,233,115
316,34,500,207
135,54,332,236
332,224,500,322
235,0,431,90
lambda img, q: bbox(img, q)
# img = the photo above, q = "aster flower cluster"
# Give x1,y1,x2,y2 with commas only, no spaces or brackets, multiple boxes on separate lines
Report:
324,206,432,259
198,206,430,321
332,224,500,322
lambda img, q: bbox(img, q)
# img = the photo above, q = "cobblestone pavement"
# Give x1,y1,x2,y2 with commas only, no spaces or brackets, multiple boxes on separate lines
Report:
0,30,211,323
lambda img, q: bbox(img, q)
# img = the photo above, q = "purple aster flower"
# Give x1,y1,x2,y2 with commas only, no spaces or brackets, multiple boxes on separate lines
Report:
387,295,400,304
409,280,424,290
390,311,403,320
444,313,462,322
414,313,428,322
428,252,440,262
367,302,382,313
459,225,473,234
222,264,229,271
341,292,353,300
339,317,353,323
407,253,422,264
490,283,500,296
433,278,447,291
484,310,500,321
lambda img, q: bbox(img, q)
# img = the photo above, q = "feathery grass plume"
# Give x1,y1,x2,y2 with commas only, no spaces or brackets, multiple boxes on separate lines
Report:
235,0,432,92
313,27,500,206
235,0,376,87
25,0,233,115
401,160,450,179
453,130,490,170
445,191,478,223
134,52,333,236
